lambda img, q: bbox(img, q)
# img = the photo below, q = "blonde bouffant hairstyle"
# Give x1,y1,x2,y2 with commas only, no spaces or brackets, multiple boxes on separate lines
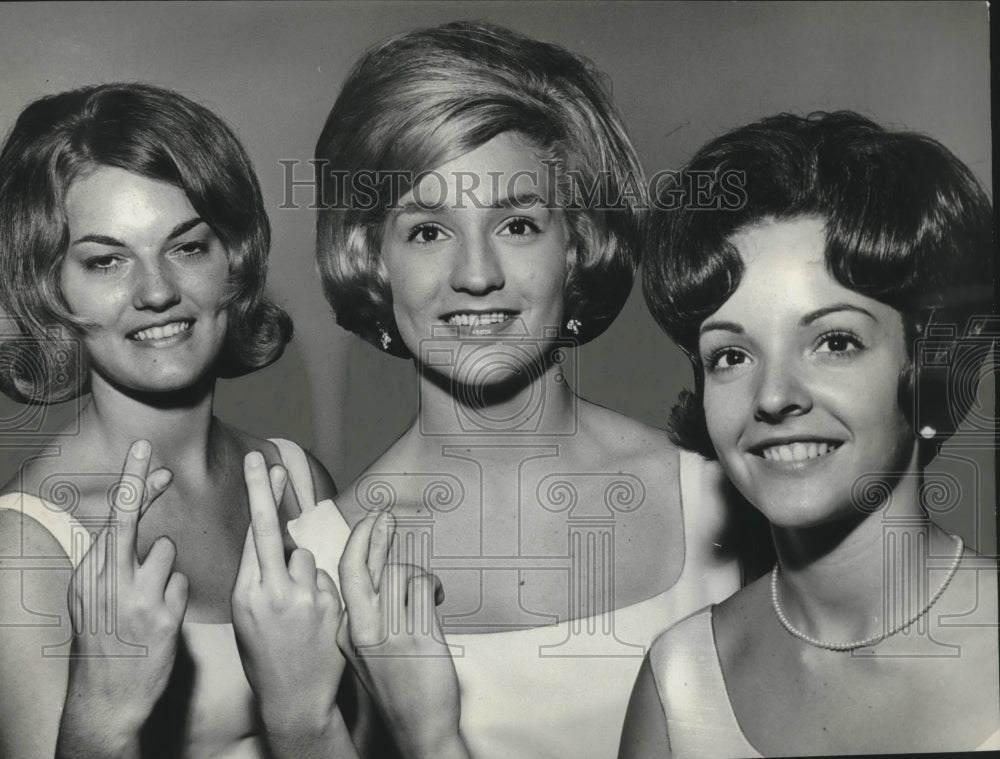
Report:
315,21,646,357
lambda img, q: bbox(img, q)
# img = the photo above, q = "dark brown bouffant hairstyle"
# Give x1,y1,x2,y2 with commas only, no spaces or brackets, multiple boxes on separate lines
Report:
315,21,646,357
0,83,292,403
644,111,993,465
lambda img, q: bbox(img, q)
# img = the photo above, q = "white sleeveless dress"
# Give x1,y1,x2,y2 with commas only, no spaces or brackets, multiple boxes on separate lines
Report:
292,449,742,759
0,438,335,759
649,606,1000,757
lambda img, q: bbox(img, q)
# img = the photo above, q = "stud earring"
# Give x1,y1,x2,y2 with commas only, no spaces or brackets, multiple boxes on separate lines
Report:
919,425,937,439
378,325,391,351
566,318,582,336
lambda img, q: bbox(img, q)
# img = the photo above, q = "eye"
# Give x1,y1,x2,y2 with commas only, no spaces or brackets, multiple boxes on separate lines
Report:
406,223,451,245
178,240,208,255
815,330,865,357
497,217,541,238
84,255,125,273
705,347,751,373
170,240,211,259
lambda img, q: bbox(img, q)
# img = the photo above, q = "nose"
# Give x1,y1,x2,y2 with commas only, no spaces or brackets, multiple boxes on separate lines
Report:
132,259,181,311
449,232,505,295
753,358,812,423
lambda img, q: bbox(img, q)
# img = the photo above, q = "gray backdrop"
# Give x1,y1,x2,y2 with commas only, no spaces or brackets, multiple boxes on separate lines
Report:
0,1,993,552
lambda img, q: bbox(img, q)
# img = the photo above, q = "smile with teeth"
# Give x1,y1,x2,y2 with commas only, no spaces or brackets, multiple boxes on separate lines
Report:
131,320,192,342
759,442,840,463
445,312,513,327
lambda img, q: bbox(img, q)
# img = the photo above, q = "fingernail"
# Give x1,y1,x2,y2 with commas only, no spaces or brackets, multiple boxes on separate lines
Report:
245,451,264,469
133,440,150,459
151,469,173,490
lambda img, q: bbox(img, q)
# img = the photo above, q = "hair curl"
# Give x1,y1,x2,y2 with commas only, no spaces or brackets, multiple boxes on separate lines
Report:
643,111,993,464
0,83,292,403
315,21,645,357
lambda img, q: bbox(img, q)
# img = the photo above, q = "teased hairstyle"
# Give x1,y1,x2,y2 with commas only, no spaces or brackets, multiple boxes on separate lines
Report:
644,111,993,462
0,83,292,403
315,21,645,357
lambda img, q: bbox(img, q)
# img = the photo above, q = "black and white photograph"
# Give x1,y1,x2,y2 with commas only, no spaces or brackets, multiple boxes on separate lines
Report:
0,3,995,758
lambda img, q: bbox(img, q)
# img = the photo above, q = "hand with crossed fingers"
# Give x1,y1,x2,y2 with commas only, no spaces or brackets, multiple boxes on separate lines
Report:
231,451,356,758
338,510,470,759
57,439,187,759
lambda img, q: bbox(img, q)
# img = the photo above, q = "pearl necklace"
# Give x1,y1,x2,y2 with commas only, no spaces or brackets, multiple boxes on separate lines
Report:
770,535,964,651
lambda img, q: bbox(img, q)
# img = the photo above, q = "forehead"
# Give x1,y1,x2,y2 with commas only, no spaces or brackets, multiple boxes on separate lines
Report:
402,132,551,210
729,215,826,269
719,215,880,318
65,166,195,234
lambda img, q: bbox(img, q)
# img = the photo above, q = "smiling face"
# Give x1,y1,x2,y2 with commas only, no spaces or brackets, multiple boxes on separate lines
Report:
59,166,230,394
699,216,917,529
380,132,572,386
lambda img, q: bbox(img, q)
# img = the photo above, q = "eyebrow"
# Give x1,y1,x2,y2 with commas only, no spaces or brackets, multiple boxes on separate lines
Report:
491,192,547,211
699,319,743,337
699,303,877,337
70,217,205,247
800,303,877,325
393,192,549,215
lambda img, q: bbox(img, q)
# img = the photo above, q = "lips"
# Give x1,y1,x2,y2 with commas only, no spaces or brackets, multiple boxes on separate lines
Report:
129,320,193,342
758,441,840,463
442,311,517,327
748,435,844,464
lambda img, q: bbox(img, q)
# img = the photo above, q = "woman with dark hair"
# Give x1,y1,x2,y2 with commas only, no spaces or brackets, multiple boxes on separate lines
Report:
263,21,747,759
621,111,999,757
0,83,354,758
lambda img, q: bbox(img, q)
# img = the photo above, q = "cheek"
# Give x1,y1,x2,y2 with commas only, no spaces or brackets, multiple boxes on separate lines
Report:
524,251,569,310
859,381,913,445
59,273,125,321
703,385,741,450
205,279,230,314
385,260,438,319
178,263,229,313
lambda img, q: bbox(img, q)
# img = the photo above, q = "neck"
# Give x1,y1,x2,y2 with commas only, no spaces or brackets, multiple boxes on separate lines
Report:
80,373,219,472
770,450,956,644
414,352,578,439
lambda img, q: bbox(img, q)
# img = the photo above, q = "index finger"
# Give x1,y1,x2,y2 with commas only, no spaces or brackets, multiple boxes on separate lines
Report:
112,439,152,577
244,451,287,582
339,511,380,613
367,511,393,590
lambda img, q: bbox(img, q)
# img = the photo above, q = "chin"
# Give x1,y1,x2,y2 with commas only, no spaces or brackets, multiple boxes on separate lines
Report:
751,488,870,532
97,365,215,398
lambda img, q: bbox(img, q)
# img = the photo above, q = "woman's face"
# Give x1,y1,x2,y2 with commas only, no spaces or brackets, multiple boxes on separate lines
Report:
699,215,916,529
60,166,230,394
380,132,572,387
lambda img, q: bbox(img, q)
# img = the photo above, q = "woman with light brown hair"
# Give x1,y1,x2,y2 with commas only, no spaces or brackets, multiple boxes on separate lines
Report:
266,21,750,759
0,83,354,759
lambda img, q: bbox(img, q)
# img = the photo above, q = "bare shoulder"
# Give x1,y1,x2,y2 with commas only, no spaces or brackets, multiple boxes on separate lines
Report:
0,505,72,562
576,399,679,474
222,425,340,524
943,548,998,630
0,497,73,759
219,423,277,463
331,444,409,527
0,439,112,523
712,574,769,660
620,655,671,759
233,428,338,498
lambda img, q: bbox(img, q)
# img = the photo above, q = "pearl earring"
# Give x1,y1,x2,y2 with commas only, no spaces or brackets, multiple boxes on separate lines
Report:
566,318,582,336
919,425,937,439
